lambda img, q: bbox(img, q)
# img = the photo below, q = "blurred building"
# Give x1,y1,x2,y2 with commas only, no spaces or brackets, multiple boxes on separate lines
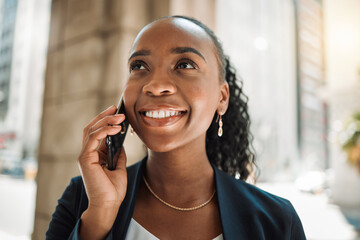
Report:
0,0,50,176
324,0,360,221
217,0,327,181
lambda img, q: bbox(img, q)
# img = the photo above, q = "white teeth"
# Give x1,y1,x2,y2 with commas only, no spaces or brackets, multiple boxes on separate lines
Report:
145,112,152,118
144,110,183,119
158,111,165,118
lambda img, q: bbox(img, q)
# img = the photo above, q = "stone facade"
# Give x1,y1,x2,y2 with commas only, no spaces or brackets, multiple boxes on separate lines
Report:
33,0,214,238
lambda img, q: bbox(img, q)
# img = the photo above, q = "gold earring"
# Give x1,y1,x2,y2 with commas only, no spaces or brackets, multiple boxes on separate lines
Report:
130,125,134,135
217,114,223,137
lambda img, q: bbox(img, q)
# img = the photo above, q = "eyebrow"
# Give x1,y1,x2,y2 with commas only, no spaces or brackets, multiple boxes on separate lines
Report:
128,50,151,62
170,47,206,62
128,47,206,62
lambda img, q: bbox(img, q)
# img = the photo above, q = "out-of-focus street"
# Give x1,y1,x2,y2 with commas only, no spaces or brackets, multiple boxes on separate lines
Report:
0,176,36,240
258,182,360,240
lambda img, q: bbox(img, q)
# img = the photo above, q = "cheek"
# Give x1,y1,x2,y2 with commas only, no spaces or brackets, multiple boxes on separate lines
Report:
190,76,220,105
192,88,209,108
188,84,219,121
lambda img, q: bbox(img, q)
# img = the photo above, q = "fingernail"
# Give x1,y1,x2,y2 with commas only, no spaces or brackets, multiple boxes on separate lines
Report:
106,105,115,110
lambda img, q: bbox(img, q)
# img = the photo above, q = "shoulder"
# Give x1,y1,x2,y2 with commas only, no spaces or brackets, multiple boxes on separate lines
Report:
215,168,299,225
68,175,84,187
215,167,292,209
60,176,84,201
214,169,306,239
58,176,87,217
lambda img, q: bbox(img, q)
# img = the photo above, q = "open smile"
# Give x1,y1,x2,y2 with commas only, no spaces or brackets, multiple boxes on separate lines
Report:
138,109,188,127
142,110,186,119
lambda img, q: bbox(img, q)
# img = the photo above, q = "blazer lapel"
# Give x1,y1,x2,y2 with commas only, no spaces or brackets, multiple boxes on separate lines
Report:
112,157,147,239
212,164,253,240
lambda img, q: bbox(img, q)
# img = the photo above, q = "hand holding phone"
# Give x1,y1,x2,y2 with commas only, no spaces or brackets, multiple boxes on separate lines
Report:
77,104,129,239
105,96,129,170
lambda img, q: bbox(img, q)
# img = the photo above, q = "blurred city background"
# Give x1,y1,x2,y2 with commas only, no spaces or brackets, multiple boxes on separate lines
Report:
0,0,359,239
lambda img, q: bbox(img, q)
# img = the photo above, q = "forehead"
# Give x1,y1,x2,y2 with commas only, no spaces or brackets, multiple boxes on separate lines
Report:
130,18,214,55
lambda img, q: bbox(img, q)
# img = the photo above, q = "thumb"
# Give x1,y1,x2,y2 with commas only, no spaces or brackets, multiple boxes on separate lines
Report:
115,147,127,171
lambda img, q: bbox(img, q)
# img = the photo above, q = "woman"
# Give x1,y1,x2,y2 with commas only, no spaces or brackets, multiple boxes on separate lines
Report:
46,16,306,240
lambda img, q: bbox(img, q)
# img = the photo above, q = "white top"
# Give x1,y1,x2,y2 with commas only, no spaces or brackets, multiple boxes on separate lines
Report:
125,218,223,240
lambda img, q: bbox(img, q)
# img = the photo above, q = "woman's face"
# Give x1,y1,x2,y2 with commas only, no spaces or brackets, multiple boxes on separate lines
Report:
123,18,229,152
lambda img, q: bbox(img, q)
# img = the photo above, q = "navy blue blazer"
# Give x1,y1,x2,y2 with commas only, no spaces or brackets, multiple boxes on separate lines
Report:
46,158,306,239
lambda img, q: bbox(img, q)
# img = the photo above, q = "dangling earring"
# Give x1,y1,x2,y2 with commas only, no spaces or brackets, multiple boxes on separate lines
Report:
130,125,134,135
216,114,223,137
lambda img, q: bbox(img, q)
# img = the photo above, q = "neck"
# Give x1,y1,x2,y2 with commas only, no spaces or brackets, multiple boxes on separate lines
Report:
145,136,215,204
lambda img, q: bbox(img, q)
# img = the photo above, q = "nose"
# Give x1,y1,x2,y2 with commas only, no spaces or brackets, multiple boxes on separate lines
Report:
142,71,176,96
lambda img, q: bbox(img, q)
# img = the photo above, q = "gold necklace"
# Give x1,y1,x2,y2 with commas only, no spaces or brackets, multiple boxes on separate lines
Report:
142,175,216,211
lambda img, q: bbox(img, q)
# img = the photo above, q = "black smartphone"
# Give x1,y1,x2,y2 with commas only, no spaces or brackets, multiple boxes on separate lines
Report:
105,95,129,170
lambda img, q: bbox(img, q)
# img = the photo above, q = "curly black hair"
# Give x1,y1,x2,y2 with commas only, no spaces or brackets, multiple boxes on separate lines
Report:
166,15,257,181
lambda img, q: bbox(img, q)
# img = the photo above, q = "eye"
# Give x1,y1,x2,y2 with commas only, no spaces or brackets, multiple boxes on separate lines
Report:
176,59,197,70
129,60,147,72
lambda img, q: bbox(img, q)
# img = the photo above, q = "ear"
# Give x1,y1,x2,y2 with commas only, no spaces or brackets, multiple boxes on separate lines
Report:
217,82,229,115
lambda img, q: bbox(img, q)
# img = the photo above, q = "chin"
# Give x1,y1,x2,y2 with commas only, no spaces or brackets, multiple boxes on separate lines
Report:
143,140,179,153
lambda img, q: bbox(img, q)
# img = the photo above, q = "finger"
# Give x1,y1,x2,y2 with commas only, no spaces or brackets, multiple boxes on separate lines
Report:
93,114,125,154
94,114,125,129
90,105,117,127
82,105,117,145
84,125,122,154
86,114,125,142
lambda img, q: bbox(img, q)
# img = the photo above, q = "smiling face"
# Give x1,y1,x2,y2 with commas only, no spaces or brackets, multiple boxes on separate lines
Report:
123,17,229,153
